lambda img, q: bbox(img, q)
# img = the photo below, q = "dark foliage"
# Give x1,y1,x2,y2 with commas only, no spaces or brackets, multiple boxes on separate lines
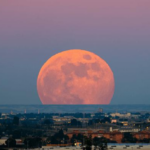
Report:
5,137,16,147
13,116,19,125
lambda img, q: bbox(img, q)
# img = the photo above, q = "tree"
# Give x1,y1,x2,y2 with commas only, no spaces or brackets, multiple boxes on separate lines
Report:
93,137,108,150
88,120,94,126
140,138,150,143
71,119,82,126
13,116,19,125
71,134,77,145
44,119,53,125
12,129,21,139
101,117,111,123
24,137,42,148
88,119,101,126
71,134,84,145
48,129,69,144
83,136,92,150
122,132,137,143
5,137,16,147
93,137,99,149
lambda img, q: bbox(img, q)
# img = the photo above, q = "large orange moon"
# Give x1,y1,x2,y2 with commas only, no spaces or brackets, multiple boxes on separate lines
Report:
37,49,115,104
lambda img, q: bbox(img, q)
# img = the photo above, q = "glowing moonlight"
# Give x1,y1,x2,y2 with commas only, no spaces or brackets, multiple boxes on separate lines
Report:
37,49,115,104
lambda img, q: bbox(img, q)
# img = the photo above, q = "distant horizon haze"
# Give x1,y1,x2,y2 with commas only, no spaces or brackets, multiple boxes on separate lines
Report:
0,104,150,113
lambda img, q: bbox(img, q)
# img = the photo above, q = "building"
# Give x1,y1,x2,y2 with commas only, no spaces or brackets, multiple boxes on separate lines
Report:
110,113,131,118
119,127,140,133
111,119,117,123
67,129,123,143
133,131,150,140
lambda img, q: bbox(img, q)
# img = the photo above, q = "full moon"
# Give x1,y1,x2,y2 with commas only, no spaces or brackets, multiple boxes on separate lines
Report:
37,49,115,104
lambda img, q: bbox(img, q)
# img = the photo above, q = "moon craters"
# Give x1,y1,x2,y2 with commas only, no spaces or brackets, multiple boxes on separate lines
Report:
61,63,89,78
83,54,92,60
37,49,115,104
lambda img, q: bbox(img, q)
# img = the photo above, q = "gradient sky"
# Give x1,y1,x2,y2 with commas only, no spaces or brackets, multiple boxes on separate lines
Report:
0,0,150,104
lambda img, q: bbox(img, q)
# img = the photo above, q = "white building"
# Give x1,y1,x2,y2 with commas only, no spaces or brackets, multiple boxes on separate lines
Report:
110,113,131,118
